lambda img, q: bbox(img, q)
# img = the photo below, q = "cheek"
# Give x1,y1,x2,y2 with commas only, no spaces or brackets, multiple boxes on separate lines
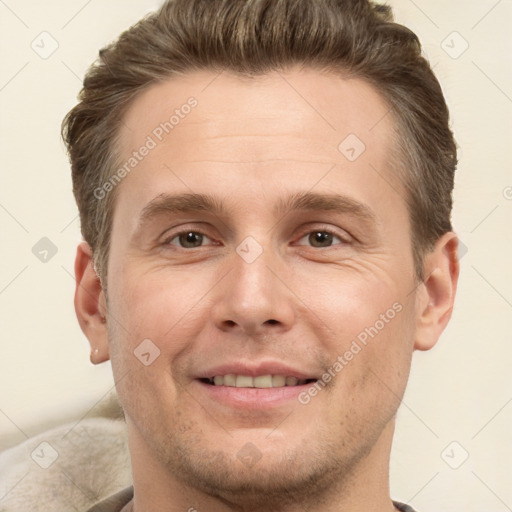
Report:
315,270,416,397
105,267,218,415
300,264,403,340
104,279,189,426
110,267,210,346
340,298,415,404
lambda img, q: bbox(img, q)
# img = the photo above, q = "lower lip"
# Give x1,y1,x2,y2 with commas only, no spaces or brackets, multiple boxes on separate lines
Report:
193,379,315,409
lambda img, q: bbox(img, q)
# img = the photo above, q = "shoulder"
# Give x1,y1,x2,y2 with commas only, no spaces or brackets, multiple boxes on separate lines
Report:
394,502,419,512
86,486,134,512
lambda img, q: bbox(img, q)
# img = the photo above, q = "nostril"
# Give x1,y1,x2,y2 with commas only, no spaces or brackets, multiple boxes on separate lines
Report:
265,319,278,325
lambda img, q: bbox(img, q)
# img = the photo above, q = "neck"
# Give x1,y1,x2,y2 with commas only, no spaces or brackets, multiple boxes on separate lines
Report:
126,417,398,512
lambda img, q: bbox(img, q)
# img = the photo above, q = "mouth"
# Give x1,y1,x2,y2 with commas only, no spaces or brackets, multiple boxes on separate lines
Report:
199,375,318,388
193,361,321,408
195,375,318,409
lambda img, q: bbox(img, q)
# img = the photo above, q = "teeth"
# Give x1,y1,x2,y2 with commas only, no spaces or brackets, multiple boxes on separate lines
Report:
285,376,298,386
223,374,236,386
272,375,286,387
254,375,272,388
208,375,312,388
236,375,253,388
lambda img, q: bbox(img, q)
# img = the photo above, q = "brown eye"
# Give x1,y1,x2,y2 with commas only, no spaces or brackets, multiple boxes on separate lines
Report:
168,231,210,248
296,230,344,248
309,231,335,247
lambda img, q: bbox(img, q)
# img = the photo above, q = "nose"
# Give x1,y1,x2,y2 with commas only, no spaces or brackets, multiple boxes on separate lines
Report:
210,244,295,337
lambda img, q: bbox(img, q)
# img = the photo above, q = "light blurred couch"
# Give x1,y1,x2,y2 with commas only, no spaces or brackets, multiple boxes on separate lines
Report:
0,392,131,512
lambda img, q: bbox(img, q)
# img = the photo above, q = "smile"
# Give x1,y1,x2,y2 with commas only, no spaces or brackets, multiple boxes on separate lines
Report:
201,374,317,388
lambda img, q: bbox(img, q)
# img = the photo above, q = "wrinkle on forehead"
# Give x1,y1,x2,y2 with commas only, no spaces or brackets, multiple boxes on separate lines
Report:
117,68,395,169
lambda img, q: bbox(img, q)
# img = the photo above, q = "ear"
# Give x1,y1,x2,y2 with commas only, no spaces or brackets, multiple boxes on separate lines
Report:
74,241,110,364
414,232,460,351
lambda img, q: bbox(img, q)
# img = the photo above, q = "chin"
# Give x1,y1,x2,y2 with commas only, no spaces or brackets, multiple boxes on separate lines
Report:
154,433,358,508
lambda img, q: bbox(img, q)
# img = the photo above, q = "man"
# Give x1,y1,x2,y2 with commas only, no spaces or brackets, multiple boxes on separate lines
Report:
63,0,459,510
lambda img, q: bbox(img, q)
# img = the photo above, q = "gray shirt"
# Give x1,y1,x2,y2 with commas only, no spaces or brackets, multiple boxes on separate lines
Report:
86,486,418,512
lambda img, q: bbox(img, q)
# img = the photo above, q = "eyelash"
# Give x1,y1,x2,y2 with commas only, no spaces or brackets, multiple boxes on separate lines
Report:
163,226,350,249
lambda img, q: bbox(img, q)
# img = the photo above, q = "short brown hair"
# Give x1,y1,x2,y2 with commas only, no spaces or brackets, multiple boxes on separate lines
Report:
62,0,457,284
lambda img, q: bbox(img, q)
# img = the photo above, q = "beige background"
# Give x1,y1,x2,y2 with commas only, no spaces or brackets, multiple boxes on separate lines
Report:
0,1,511,510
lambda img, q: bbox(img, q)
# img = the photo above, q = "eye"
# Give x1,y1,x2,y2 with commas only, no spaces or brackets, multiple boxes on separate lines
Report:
296,230,345,248
166,231,213,249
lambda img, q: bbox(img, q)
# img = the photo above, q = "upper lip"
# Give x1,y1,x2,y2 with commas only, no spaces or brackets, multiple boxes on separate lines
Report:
195,360,320,380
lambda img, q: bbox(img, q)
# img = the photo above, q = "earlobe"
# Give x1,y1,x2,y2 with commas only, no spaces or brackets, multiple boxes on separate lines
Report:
414,232,460,351
74,241,110,364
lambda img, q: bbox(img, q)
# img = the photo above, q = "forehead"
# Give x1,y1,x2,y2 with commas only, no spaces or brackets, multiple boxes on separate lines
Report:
118,68,395,169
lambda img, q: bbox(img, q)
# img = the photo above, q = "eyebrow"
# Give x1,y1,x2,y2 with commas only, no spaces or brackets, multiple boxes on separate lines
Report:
137,191,376,227
274,191,376,223
138,192,226,224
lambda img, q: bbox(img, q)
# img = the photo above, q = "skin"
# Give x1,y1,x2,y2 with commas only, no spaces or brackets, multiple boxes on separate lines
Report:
75,68,459,512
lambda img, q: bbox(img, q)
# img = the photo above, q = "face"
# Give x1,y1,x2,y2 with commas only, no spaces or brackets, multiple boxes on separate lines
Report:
97,69,427,503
